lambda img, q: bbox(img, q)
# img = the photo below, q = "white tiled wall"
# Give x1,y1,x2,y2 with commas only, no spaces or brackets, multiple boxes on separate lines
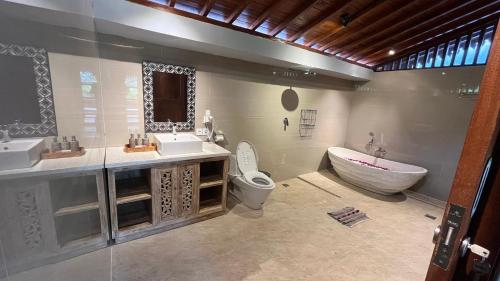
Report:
345,66,484,200
48,53,353,181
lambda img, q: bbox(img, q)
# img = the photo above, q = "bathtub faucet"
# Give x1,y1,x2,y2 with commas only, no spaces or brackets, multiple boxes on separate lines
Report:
374,147,387,158
366,132,375,151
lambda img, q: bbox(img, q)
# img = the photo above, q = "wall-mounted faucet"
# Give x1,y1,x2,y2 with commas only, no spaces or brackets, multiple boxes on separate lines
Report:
366,132,375,151
374,147,387,158
1,125,11,143
172,124,177,135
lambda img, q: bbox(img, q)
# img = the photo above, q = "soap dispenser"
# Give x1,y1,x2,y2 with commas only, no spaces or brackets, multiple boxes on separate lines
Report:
70,136,80,152
135,134,141,146
129,134,136,148
61,136,70,150
142,133,149,146
51,137,62,152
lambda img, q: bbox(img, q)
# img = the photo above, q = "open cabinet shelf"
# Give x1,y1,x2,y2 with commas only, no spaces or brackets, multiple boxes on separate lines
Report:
49,175,100,217
117,200,153,231
54,209,102,248
54,202,100,217
199,184,223,212
115,168,152,205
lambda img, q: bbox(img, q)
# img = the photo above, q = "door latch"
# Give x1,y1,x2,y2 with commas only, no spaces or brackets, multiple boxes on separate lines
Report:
460,237,490,259
460,237,492,279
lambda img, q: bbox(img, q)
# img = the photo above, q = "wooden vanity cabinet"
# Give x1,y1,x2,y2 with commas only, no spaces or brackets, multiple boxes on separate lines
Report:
108,156,228,243
0,170,109,275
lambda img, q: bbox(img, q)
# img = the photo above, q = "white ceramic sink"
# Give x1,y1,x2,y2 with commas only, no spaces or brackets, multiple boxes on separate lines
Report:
0,138,45,170
154,133,203,156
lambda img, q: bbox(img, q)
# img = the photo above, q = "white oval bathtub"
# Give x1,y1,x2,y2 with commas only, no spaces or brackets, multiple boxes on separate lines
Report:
328,147,428,195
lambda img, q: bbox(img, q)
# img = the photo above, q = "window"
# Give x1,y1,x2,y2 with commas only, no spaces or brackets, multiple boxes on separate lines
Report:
465,31,481,65
453,35,468,66
416,51,426,68
399,57,408,70
477,25,494,64
434,43,445,67
444,39,456,67
375,24,495,72
425,47,435,68
407,54,416,69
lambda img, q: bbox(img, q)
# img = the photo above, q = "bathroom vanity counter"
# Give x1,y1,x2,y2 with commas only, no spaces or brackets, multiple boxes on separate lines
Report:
0,148,105,180
105,142,231,243
105,142,231,169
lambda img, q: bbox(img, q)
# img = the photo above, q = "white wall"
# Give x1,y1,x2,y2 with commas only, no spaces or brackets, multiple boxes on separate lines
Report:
49,53,353,181
345,66,484,200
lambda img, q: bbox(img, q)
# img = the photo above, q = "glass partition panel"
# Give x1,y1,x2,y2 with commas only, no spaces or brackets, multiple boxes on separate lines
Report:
0,1,110,281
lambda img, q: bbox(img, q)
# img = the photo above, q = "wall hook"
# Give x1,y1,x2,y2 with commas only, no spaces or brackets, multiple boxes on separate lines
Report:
283,117,289,131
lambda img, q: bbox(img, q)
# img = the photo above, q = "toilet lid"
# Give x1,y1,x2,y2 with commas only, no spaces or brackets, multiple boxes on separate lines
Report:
236,141,258,173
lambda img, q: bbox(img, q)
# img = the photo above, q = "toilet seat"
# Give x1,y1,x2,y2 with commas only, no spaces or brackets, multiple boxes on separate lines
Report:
236,141,274,188
242,171,274,188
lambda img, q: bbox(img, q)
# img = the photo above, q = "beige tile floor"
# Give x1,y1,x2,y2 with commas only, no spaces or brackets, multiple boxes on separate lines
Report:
3,170,443,281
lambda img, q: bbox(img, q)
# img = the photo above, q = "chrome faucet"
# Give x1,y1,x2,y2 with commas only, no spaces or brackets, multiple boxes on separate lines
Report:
374,147,387,158
366,132,375,151
1,125,11,143
172,124,177,135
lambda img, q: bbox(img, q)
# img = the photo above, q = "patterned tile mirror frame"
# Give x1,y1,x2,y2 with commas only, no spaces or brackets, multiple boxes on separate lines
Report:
142,61,196,133
0,43,57,137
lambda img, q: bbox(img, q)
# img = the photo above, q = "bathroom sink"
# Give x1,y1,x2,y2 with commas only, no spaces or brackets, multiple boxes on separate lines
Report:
0,138,45,170
154,133,203,156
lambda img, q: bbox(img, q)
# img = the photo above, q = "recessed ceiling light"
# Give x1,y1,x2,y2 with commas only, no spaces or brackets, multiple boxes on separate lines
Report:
388,49,396,56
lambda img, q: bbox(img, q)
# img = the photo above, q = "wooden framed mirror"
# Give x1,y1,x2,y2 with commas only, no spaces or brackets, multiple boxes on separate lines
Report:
142,61,195,133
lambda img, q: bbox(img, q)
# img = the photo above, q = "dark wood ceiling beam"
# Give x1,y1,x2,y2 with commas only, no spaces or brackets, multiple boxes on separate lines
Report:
304,0,387,47
287,0,351,42
199,0,215,17
363,10,500,65
351,0,500,63
317,0,417,51
249,0,285,30
335,0,477,59
225,0,249,24
168,0,176,7
269,0,322,37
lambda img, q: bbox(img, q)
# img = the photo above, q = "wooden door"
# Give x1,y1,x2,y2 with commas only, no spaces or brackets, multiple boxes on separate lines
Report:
152,166,179,223
425,24,500,281
177,163,199,217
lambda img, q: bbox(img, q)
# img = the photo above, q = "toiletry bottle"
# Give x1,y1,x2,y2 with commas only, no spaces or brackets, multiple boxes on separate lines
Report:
70,136,80,152
135,134,141,146
129,134,136,148
51,137,62,152
61,136,70,150
142,134,149,146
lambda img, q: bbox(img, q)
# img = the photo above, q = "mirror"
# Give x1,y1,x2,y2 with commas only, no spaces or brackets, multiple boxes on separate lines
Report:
143,61,195,133
0,43,57,136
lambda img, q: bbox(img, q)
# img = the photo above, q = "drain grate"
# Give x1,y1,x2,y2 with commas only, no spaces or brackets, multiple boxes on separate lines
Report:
328,207,370,227
425,214,437,220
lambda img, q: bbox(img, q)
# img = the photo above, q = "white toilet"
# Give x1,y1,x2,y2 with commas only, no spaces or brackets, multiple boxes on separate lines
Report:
228,141,275,210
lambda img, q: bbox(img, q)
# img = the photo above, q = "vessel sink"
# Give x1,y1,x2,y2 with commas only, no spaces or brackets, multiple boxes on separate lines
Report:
0,138,45,170
154,133,203,156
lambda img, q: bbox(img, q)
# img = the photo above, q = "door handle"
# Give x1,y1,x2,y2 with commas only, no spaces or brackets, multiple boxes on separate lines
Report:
432,225,441,244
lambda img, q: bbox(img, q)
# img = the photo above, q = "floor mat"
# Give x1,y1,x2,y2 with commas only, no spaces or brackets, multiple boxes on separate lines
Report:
327,207,370,227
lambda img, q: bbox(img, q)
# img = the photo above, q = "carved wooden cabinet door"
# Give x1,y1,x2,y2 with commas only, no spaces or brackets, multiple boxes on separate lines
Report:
177,164,199,217
152,166,179,224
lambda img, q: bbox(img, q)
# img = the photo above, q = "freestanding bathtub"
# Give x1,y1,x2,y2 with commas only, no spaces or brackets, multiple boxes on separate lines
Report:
327,147,428,195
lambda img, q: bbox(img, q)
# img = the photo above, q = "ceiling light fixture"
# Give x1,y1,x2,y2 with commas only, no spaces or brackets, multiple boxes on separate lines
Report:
340,13,351,27
388,49,396,56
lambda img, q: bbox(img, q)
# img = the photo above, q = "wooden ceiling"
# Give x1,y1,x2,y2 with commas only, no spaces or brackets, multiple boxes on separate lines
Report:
130,0,500,69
